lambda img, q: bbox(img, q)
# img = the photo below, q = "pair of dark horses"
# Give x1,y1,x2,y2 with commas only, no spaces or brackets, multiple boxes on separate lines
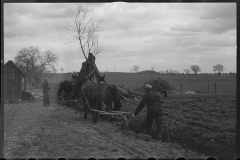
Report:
57,74,122,123
57,77,76,106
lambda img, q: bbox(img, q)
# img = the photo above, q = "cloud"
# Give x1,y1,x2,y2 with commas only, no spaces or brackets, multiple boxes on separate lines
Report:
199,31,236,47
168,3,236,34
159,26,236,52
98,3,168,33
5,3,69,20
3,3,236,73
4,15,66,39
200,3,236,20
170,18,235,34
4,3,71,38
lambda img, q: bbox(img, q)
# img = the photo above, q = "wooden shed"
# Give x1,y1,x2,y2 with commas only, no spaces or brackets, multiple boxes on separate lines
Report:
4,60,25,103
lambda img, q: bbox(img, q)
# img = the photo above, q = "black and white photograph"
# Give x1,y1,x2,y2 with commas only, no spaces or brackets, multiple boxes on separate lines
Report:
1,1,238,159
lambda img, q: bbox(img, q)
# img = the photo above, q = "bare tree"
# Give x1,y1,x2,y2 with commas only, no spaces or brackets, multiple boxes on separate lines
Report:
60,67,64,73
15,46,58,86
63,4,104,59
132,65,140,73
15,46,40,81
213,64,225,76
184,69,191,75
166,69,169,74
190,65,201,75
151,67,155,71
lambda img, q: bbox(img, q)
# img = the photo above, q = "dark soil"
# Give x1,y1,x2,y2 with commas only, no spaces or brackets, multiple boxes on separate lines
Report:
119,96,236,160
49,77,236,159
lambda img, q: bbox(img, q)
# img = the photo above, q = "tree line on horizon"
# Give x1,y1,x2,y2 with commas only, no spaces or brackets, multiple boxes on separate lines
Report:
130,64,234,76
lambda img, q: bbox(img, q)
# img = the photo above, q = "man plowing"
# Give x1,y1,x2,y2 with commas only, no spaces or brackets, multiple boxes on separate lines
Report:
132,84,163,141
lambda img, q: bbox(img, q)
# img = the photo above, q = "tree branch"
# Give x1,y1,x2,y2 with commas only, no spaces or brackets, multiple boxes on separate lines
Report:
63,4,104,60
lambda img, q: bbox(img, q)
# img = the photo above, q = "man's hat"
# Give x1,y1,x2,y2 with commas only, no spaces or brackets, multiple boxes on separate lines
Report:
145,84,152,89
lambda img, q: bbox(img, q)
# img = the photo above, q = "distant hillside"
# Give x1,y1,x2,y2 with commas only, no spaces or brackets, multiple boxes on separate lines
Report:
46,72,236,95
137,70,160,74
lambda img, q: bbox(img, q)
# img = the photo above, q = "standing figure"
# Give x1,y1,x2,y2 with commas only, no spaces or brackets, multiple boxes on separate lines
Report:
132,84,163,140
42,77,51,107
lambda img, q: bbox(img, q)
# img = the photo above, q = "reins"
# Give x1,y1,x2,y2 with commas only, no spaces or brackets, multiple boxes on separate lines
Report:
80,88,92,111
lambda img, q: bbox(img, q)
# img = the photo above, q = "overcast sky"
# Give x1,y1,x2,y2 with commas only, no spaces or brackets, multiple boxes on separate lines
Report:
4,2,236,73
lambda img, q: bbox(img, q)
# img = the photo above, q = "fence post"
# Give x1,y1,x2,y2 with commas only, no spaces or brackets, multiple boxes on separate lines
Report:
214,83,216,95
208,80,209,94
180,84,182,94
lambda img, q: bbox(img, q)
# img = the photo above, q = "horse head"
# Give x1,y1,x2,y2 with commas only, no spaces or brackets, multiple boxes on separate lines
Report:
71,74,78,82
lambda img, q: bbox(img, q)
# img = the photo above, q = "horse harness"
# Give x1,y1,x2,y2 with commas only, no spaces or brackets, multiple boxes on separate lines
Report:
80,82,114,111
80,82,100,111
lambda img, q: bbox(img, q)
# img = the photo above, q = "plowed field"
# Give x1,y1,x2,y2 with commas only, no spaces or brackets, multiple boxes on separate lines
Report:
120,95,236,160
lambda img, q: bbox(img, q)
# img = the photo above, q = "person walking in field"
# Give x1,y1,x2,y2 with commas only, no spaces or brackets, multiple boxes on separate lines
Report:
42,77,51,107
132,84,163,141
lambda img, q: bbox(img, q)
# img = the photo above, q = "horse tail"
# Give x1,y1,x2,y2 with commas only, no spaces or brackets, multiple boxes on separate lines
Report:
110,84,120,100
107,84,122,111
66,81,72,94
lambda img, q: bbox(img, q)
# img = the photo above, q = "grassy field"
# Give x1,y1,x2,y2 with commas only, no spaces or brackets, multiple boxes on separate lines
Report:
4,88,206,159
48,72,236,95
160,74,236,95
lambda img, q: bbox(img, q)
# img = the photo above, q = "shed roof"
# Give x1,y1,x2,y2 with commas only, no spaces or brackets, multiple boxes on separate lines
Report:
4,60,25,76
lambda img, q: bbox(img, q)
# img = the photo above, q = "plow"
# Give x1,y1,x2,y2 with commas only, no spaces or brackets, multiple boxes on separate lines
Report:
50,86,137,126
50,89,135,126
91,109,132,126
50,89,138,127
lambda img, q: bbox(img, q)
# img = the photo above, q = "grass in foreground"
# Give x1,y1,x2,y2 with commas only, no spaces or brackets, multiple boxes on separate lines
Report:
4,98,206,159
